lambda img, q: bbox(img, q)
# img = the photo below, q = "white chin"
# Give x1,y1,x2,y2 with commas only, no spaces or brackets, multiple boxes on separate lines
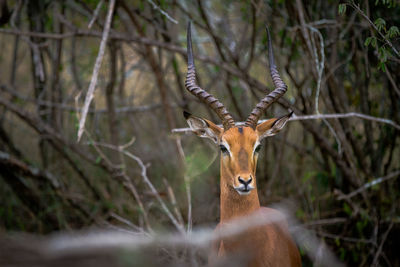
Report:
236,189,251,196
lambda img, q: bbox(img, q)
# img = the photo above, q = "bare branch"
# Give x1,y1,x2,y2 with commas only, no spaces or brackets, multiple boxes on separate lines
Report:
145,0,178,24
88,0,104,29
89,141,185,234
290,113,400,131
163,178,185,227
0,151,60,188
172,113,400,133
77,0,116,141
337,170,400,200
372,221,394,266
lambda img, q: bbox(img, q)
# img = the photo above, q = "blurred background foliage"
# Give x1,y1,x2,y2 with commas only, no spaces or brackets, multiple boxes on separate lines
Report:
0,0,399,266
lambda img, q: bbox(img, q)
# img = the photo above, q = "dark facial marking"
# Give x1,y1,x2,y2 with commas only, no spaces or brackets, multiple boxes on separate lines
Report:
238,148,249,171
238,127,243,134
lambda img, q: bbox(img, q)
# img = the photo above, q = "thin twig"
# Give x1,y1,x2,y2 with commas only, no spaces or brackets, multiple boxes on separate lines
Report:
163,178,185,227
372,221,394,266
74,92,152,231
109,212,148,235
385,69,400,98
145,0,178,24
337,170,400,200
88,0,104,29
0,151,60,188
313,230,374,244
77,0,115,141
91,141,185,234
120,150,185,234
83,133,152,232
290,113,400,131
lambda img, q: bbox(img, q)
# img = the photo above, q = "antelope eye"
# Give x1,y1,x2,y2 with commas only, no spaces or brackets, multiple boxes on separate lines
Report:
219,145,229,154
254,145,262,153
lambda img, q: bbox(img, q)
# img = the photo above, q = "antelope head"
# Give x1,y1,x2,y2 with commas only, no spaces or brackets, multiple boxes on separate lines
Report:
184,22,291,196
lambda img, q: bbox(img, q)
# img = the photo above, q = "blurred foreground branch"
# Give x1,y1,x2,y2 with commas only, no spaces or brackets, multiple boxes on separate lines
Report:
0,205,343,267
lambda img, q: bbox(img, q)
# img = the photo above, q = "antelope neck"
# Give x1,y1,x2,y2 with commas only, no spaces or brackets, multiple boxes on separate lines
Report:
220,164,260,222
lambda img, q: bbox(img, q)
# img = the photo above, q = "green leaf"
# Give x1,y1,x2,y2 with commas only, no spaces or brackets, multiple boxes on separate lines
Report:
387,26,400,38
371,37,378,48
364,36,374,47
339,247,346,260
378,47,389,62
338,4,346,15
378,62,387,72
95,156,102,164
356,219,368,234
364,36,378,48
374,18,386,31
375,0,395,7
343,203,352,215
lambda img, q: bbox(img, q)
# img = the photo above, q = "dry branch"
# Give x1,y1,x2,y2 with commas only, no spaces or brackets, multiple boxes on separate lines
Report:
88,140,185,234
171,113,400,133
0,151,60,188
145,0,178,24
77,0,115,141
88,0,104,29
337,170,400,200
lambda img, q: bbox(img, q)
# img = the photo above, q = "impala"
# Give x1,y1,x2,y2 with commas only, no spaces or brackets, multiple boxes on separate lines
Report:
183,22,301,267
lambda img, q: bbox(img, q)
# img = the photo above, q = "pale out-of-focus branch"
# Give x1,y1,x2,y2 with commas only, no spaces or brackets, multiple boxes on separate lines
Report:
171,113,400,133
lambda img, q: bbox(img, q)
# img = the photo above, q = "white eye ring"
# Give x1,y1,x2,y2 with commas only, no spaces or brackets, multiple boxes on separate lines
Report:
253,141,261,154
220,144,229,155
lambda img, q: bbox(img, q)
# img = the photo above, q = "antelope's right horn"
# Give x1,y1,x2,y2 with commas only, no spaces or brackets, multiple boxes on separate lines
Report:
185,22,235,130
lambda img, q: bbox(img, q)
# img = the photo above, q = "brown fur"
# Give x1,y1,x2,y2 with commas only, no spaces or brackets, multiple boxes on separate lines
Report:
216,125,300,267
186,115,300,266
213,208,301,267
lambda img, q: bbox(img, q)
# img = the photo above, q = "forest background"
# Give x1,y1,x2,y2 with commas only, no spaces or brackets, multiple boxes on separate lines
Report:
0,0,399,266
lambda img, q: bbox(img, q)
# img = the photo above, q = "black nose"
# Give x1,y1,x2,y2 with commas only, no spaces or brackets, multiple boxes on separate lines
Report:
238,176,252,186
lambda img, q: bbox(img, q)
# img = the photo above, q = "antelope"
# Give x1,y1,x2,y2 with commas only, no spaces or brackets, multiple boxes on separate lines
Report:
183,22,301,267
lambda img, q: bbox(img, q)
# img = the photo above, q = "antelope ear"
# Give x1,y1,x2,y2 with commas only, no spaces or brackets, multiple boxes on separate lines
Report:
256,112,292,140
184,111,223,144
